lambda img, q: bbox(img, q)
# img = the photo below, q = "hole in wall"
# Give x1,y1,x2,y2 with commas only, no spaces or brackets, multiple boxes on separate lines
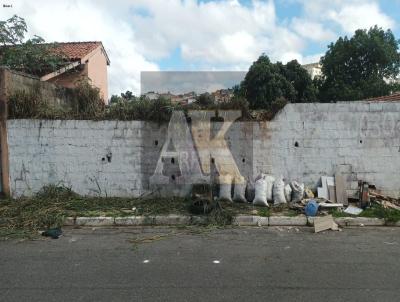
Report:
154,140,158,146
106,153,112,163
171,157,175,164
360,140,363,144
101,157,105,162
211,158,215,164
242,158,245,163
171,175,176,181
211,116,224,122
294,141,299,147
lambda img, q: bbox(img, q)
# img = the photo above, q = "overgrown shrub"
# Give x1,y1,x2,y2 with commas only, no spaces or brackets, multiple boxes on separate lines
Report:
69,78,105,119
251,97,288,121
8,84,68,119
35,184,78,200
8,77,105,120
106,97,175,122
8,82,287,121
217,96,252,120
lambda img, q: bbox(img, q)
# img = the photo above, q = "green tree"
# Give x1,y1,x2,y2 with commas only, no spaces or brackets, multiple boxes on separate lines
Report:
196,93,214,106
121,90,136,100
240,55,293,109
109,94,124,104
319,26,400,102
0,15,66,76
239,55,316,109
283,60,317,103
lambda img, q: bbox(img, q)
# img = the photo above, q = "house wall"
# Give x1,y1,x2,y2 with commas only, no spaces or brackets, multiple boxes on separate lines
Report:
6,101,400,198
47,64,88,90
87,48,109,102
47,48,109,102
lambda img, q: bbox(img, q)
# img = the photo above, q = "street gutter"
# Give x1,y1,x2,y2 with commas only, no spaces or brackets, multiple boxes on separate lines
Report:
64,215,400,227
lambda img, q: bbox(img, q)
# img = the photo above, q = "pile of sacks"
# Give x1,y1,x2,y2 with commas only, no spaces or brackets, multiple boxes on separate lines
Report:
253,174,304,207
218,174,305,206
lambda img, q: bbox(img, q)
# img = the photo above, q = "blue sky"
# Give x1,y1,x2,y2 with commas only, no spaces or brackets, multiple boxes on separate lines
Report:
156,0,400,70
1,0,399,96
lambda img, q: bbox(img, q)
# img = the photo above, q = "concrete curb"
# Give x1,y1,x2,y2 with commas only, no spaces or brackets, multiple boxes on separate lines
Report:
63,215,399,227
76,217,114,226
307,216,386,226
269,215,307,226
233,215,269,226
334,217,385,227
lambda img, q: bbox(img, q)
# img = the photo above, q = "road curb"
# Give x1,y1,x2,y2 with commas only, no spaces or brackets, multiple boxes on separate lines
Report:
269,215,307,226
233,215,269,226
75,217,115,226
334,217,385,226
64,215,399,227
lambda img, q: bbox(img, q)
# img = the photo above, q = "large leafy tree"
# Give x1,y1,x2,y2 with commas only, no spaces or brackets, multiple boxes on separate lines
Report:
281,60,317,103
319,26,400,102
239,55,316,109
0,15,66,76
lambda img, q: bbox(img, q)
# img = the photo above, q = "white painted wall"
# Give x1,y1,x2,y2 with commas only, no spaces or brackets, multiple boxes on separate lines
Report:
7,100,400,198
7,120,144,197
253,101,400,197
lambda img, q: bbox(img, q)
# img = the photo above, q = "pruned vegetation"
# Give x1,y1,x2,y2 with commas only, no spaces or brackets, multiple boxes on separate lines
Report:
8,85,284,121
0,185,276,239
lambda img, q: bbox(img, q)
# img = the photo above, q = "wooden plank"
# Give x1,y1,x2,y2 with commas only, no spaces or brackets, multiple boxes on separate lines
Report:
360,182,369,208
328,186,336,203
326,177,335,187
335,171,348,206
318,176,329,199
318,202,343,208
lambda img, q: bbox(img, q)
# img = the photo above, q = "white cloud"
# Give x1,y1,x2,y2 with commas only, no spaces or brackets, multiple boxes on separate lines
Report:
297,0,395,33
1,0,395,97
0,0,158,97
329,3,395,33
301,53,324,64
129,0,302,65
291,18,336,42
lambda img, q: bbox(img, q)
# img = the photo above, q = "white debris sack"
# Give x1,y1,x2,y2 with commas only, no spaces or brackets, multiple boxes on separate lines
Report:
253,177,268,206
290,181,305,203
219,174,233,202
254,173,266,182
284,184,292,203
233,177,247,203
265,175,275,201
273,177,286,205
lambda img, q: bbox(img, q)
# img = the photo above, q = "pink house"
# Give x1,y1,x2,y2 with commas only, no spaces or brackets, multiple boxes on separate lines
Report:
41,41,110,102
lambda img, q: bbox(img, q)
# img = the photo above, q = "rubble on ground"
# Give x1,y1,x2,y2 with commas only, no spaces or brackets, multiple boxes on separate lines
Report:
210,171,400,230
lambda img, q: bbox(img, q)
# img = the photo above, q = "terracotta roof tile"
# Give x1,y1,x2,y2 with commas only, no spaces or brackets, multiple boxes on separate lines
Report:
50,41,102,61
360,92,400,102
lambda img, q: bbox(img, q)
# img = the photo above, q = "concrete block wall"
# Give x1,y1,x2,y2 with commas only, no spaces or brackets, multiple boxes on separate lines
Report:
6,100,400,198
141,120,254,196
7,118,254,198
5,68,74,108
7,120,144,197
253,101,400,197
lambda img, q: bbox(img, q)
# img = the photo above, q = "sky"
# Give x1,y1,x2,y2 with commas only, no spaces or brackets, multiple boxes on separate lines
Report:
1,0,399,97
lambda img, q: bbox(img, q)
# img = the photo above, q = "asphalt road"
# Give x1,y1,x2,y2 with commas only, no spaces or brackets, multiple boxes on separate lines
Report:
0,226,399,302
